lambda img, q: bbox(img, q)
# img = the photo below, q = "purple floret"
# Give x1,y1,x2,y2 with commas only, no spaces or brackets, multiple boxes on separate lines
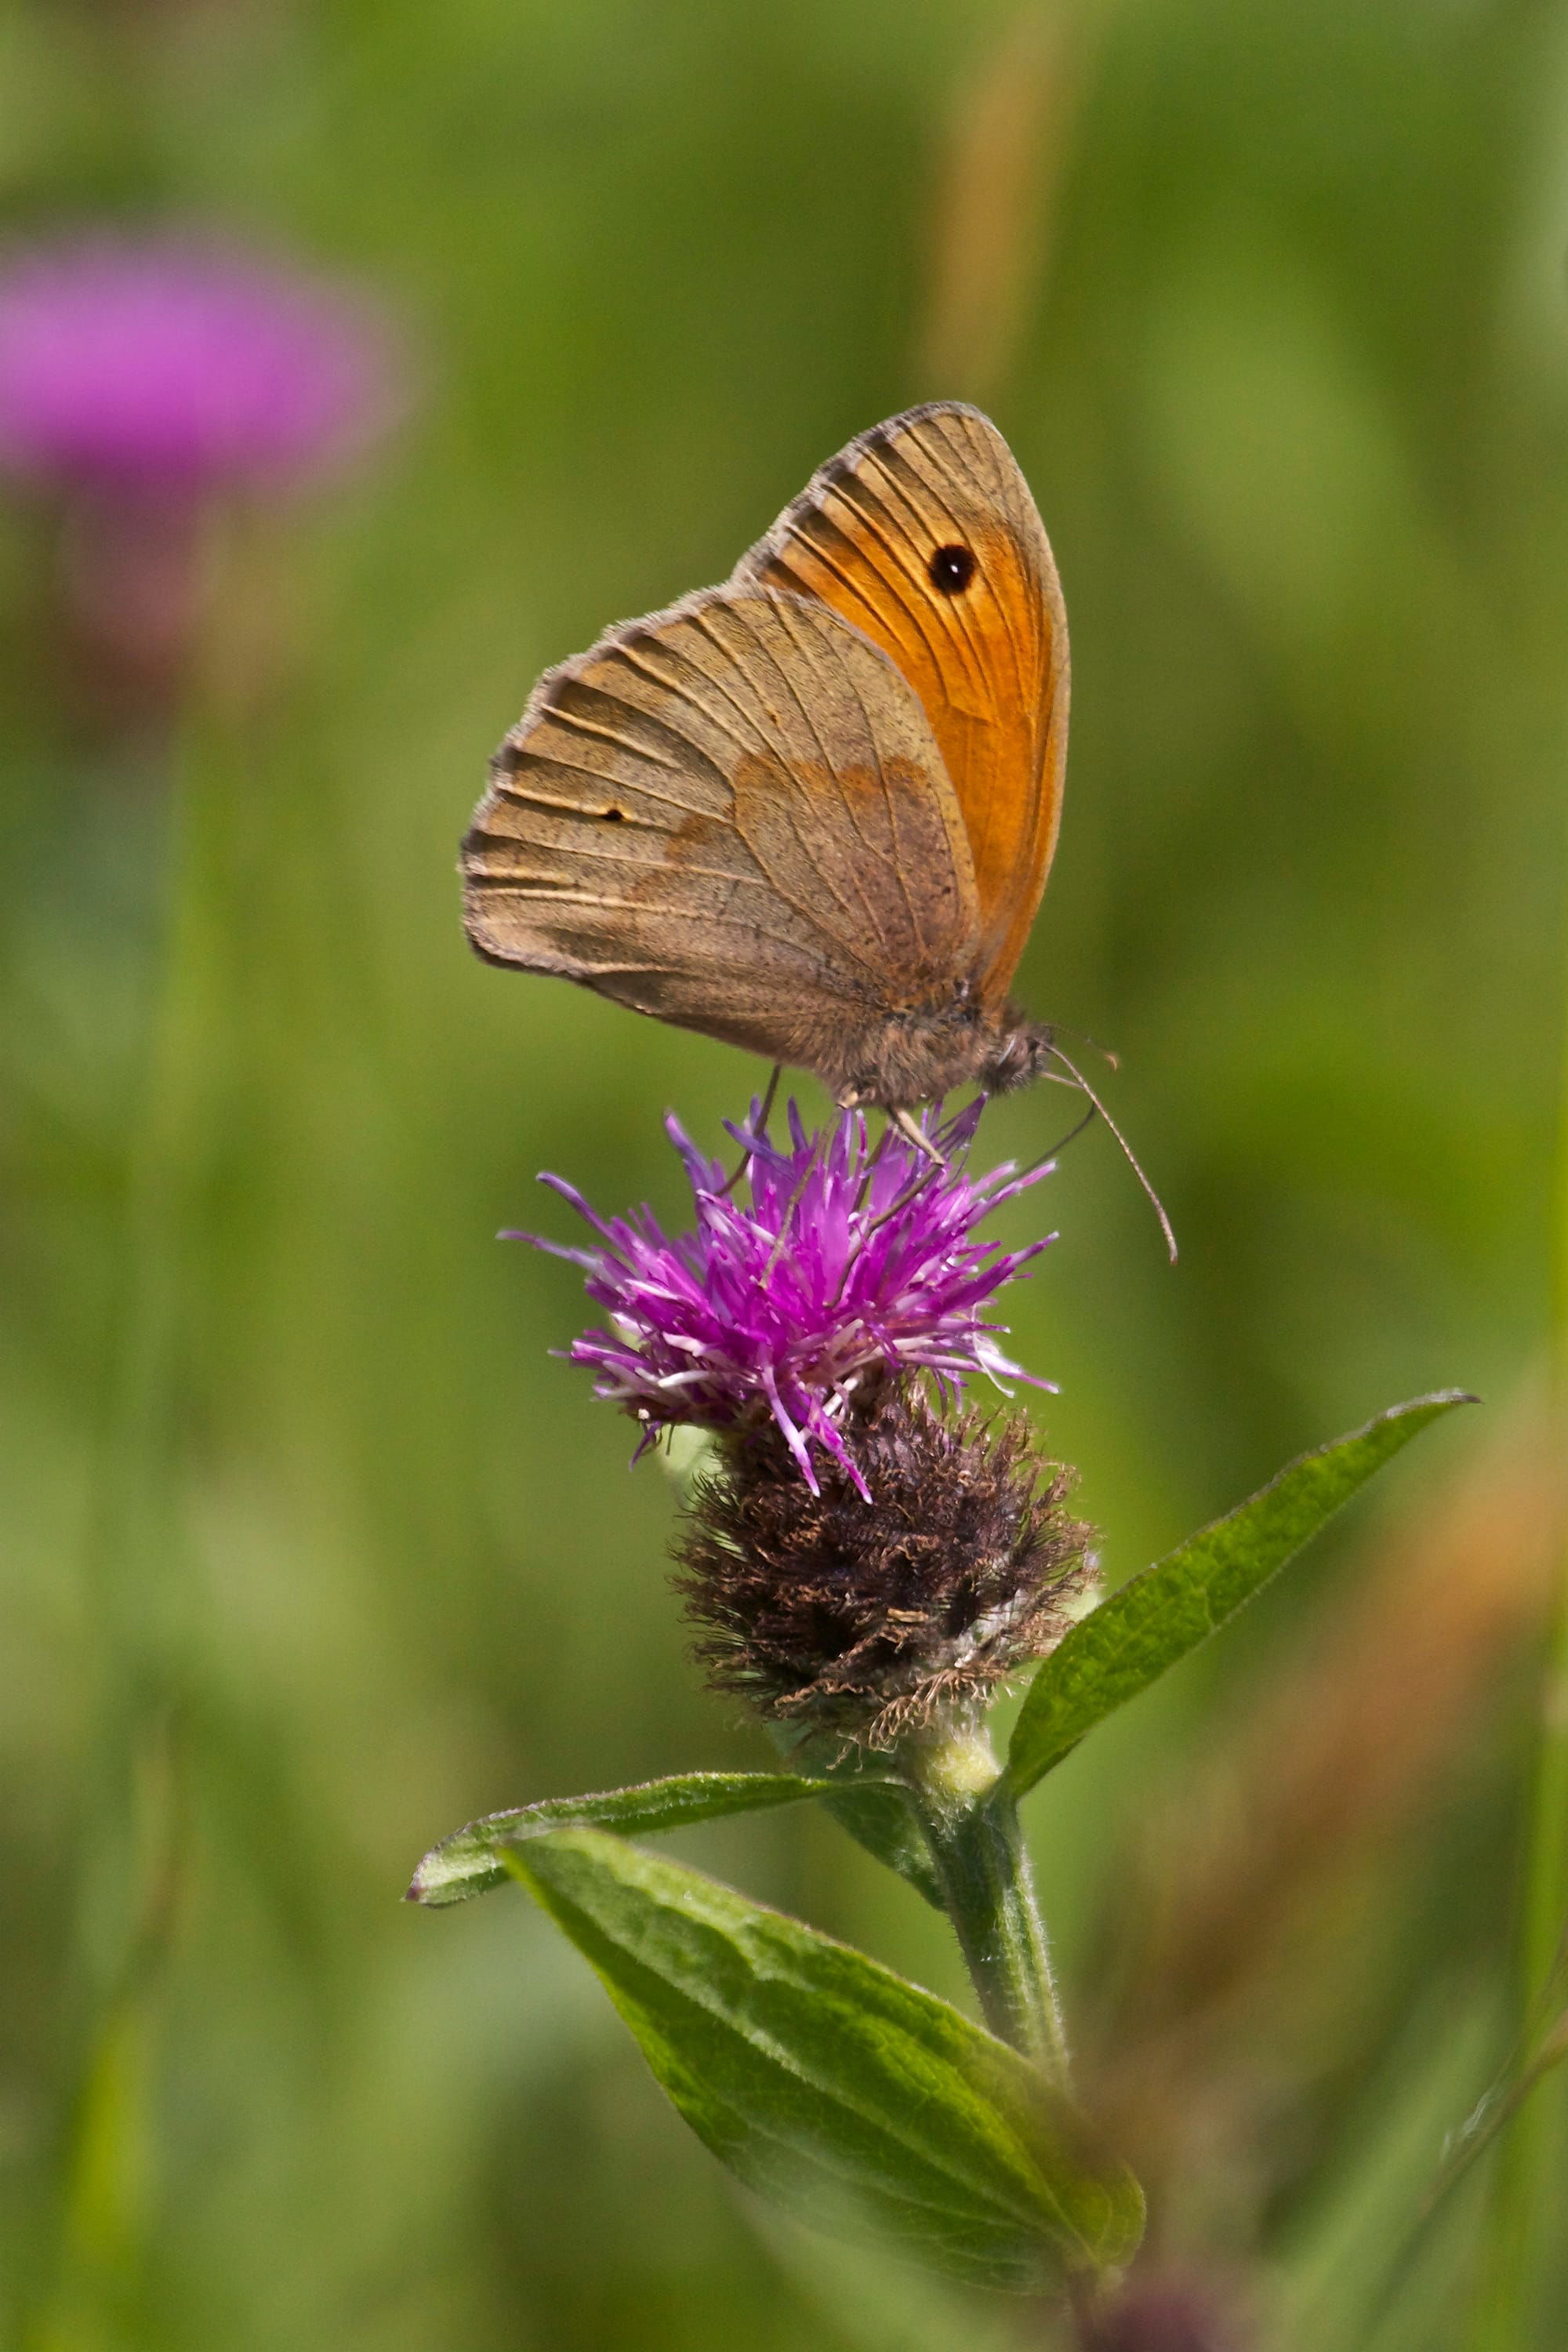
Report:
0,234,394,491
517,1101,1057,1496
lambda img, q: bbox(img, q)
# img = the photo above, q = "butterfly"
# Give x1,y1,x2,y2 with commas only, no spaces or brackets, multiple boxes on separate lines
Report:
462,401,1069,1129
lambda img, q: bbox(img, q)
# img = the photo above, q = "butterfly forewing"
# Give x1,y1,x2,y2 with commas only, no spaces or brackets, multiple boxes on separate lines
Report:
463,586,980,1076
732,401,1067,1007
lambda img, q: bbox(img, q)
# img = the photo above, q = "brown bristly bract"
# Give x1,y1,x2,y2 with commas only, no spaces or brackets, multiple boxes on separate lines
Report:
674,1385,1094,1748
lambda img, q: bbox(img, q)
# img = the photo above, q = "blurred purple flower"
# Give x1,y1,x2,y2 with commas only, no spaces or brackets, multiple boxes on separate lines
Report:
519,1100,1057,1497
0,234,394,492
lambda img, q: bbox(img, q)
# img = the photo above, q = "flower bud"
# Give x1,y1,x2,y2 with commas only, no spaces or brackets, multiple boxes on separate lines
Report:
675,1383,1094,1748
1078,2271,1249,2352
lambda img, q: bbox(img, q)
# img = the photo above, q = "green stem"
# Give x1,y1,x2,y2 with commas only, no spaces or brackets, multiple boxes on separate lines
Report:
904,1719,1071,2088
1367,2002,1568,2338
30,713,223,2339
1468,875,1568,2343
1470,1568,1568,2345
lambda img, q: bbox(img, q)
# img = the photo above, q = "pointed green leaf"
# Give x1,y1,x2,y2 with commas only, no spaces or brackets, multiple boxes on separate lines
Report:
764,1727,945,1908
506,1828,1143,2291
1005,1391,1475,1799
408,1772,836,1906
818,1780,946,1911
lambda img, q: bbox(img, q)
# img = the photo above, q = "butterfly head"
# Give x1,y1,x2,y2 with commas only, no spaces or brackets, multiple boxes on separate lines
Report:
978,1018,1058,1098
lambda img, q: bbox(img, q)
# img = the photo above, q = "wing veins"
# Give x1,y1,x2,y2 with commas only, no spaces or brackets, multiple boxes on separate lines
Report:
813,481,956,693
472,884,838,954
786,622,906,945
737,600,897,959
786,596,929,959
496,762,716,826
474,837,776,889
538,702,686,769
604,636,774,764
920,416,1037,709
857,446,996,705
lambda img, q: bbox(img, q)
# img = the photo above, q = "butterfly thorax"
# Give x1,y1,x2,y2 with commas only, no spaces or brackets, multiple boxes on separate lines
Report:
827,998,1057,1112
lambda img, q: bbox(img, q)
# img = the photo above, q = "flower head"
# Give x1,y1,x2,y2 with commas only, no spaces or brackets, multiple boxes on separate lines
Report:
0,234,394,492
522,1098,1055,1497
678,1384,1094,1746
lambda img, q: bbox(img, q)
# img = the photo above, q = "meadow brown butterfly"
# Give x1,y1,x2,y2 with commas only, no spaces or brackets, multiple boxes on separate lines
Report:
462,402,1069,1116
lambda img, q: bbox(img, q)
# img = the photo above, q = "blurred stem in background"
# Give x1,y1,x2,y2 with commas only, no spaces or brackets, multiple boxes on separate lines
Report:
33,677,228,2344
0,234,393,2340
1469,888,1568,2343
915,6,1076,409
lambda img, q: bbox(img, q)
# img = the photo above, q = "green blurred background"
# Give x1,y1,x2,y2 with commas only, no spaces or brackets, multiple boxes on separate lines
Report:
3,2,1567,2346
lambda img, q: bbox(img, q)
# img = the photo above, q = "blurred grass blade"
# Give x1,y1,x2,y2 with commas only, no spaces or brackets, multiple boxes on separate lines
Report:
505,1828,1144,2290
409,1771,840,1906
1004,1392,1475,1798
916,10,1071,404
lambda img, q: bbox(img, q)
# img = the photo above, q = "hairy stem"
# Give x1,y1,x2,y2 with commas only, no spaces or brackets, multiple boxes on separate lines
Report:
905,1719,1071,2088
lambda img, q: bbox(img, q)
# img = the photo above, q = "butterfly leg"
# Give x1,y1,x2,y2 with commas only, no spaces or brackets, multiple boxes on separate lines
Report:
753,1062,782,1140
890,1105,946,1167
715,1064,782,1198
760,1156,818,1279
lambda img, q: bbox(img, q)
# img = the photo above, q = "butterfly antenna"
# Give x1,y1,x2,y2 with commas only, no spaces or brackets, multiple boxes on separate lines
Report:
1045,1045,1178,1263
1046,1022,1120,1073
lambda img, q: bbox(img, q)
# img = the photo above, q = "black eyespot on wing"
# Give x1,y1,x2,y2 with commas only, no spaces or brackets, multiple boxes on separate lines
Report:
927,543,975,594
601,805,625,822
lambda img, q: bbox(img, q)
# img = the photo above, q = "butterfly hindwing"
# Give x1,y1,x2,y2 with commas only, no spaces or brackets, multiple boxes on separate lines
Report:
462,586,980,1076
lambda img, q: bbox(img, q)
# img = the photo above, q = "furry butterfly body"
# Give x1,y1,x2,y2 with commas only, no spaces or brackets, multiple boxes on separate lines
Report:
462,402,1068,1110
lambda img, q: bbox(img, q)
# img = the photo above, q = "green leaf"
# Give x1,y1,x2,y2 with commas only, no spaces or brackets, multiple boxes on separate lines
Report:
408,1772,832,1906
767,1730,945,1910
505,1828,1143,2291
1005,1390,1475,1799
818,1780,946,1911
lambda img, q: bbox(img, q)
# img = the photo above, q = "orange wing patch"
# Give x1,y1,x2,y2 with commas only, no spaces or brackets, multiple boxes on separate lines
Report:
733,401,1068,1010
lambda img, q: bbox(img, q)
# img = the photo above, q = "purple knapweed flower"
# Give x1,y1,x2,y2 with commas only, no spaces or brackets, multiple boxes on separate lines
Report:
520,1100,1057,1497
0,234,394,492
